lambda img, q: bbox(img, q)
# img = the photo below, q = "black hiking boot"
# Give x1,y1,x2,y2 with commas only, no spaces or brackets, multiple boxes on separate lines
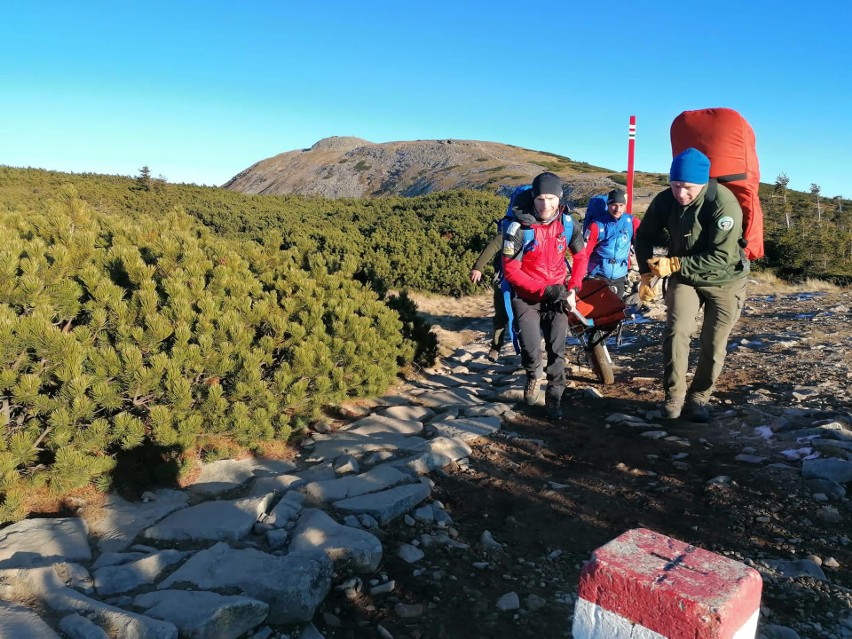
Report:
683,397,710,423
545,393,563,420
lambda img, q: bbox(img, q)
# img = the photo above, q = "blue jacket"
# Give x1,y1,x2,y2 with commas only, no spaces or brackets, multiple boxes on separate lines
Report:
585,213,636,281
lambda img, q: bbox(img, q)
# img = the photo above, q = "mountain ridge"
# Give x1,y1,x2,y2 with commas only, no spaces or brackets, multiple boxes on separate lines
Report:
222,136,664,209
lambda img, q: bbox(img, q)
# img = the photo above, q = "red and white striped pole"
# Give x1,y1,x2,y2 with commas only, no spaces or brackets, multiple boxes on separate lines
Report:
626,115,636,214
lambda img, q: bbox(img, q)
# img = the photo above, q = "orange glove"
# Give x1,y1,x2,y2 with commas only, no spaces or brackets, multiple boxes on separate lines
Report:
639,273,656,303
647,256,681,278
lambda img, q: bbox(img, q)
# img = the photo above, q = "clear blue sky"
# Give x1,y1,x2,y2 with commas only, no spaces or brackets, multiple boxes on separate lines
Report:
2,1,850,198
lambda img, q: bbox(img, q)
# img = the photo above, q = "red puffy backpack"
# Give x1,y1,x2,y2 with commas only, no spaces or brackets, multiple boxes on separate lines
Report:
671,108,764,260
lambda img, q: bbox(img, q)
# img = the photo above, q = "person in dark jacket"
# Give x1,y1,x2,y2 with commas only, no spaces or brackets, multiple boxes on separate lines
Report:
470,231,507,362
502,172,587,419
635,148,749,422
583,189,641,298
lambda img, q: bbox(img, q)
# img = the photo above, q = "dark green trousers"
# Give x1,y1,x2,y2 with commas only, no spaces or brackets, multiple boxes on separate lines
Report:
662,276,747,402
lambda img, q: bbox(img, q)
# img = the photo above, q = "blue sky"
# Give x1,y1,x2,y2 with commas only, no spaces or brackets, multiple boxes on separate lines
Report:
2,1,850,198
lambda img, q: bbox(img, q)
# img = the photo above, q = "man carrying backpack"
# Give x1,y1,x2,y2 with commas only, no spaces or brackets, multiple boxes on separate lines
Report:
470,231,507,362
582,189,641,298
502,172,587,420
635,148,749,422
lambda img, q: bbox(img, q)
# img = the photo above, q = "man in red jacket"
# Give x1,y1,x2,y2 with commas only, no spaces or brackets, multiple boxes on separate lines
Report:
502,172,587,419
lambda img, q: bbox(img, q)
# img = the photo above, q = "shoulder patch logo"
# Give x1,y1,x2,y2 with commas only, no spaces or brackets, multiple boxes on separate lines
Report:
717,216,734,231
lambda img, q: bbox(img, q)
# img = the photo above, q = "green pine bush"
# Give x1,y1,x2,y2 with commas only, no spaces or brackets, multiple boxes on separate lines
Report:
0,185,411,522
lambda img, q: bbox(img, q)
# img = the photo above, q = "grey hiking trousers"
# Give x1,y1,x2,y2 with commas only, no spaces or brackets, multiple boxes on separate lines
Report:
662,276,747,402
511,297,569,402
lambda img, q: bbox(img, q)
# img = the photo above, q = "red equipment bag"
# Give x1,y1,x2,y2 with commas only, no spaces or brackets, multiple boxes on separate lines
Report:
571,279,626,330
670,107,764,260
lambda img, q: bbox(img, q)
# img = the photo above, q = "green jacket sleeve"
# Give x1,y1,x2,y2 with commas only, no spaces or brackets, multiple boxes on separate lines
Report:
473,232,503,272
635,193,666,274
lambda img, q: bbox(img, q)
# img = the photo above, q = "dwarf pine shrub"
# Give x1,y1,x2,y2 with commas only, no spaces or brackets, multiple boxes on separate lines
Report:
0,186,412,522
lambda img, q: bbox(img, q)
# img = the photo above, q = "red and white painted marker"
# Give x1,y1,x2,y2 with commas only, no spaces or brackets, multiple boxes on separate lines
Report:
573,528,762,639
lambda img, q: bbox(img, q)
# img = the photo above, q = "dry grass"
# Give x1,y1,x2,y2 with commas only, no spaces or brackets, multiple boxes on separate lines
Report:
24,484,108,519
747,271,843,295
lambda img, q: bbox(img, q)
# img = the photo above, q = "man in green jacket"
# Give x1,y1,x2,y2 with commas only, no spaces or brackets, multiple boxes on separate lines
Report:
470,231,507,362
635,148,749,422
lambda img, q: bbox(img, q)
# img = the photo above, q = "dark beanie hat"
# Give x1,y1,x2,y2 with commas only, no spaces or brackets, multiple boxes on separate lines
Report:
607,189,626,205
532,172,563,198
670,147,711,184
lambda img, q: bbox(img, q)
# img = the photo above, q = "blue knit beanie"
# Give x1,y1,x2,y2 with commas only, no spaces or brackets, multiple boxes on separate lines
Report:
670,148,710,184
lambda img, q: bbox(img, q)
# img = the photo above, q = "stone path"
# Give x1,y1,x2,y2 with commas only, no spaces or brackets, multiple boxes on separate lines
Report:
1,313,851,638
0,338,535,639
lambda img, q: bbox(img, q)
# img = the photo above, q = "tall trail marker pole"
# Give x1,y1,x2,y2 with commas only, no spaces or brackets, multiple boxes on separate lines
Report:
626,115,636,214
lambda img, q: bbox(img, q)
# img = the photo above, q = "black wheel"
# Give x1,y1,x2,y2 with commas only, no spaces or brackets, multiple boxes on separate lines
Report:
588,341,614,385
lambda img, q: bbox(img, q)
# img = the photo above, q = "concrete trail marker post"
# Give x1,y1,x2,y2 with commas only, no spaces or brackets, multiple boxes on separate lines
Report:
573,528,762,639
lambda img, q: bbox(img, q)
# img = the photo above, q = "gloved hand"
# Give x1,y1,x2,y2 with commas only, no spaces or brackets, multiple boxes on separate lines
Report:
647,256,681,277
543,284,568,304
564,288,577,311
639,273,656,303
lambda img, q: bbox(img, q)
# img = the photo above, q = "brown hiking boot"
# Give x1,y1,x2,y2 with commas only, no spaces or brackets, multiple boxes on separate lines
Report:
684,397,710,423
663,395,685,420
524,377,541,406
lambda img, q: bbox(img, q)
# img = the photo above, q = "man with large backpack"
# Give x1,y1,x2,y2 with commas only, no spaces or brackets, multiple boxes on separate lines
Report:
635,148,749,422
502,172,587,420
582,189,641,298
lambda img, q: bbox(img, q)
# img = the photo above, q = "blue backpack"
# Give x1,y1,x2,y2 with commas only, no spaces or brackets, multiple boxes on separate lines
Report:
497,184,576,353
582,195,635,281
582,195,609,234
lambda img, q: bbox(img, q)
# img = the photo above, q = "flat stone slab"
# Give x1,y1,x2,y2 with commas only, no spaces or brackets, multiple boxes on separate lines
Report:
94,549,188,596
0,600,61,638
310,432,427,461
333,479,431,525
59,613,110,639
158,542,332,625
143,495,272,542
377,405,435,422
802,458,852,484
302,464,414,504
393,436,472,475
187,457,298,495
413,388,485,409
134,590,269,639
343,414,423,437
85,489,190,553
290,508,382,572
429,416,502,442
0,517,91,569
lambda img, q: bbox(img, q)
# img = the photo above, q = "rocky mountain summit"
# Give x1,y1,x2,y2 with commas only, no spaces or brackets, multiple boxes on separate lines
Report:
222,137,659,207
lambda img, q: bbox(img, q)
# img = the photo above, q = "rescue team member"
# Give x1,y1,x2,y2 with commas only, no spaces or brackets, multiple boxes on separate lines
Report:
635,148,749,422
583,189,640,298
502,172,588,420
470,231,507,362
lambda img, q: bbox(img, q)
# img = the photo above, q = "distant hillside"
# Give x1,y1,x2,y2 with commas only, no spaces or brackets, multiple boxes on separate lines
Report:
222,136,667,211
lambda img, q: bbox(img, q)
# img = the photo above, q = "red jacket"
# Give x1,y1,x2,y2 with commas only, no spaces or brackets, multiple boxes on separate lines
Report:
502,210,587,302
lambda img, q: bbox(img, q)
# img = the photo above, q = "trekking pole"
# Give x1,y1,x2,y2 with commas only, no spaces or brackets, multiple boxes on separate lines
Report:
626,115,636,214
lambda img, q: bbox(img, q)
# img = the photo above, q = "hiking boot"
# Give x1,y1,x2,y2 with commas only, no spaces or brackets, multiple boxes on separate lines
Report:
545,393,564,420
524,377,541,406
663,395,685,420
684,397,710,423
487,347,500,363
